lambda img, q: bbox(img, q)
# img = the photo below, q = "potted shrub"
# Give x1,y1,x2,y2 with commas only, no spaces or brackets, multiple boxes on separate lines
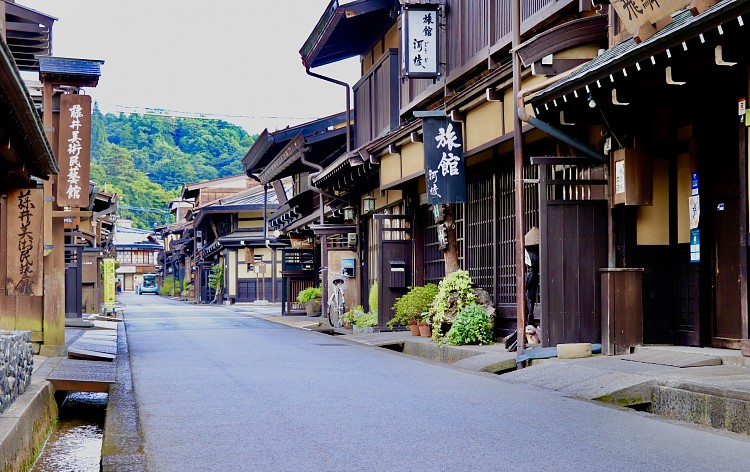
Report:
340,306,359,329
445,302,494,346
297,285,322,316
418,311,432,338
352,309,377,333
388,284,438,336
428,270,475,342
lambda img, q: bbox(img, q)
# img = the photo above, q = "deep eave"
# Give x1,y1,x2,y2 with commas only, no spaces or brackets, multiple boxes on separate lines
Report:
242,112,348,175
0,38,57,179
3,2,55,71
257,127,347,184
528,0,749,107
516,15,608,67
300,0,397,68
38,56,104,87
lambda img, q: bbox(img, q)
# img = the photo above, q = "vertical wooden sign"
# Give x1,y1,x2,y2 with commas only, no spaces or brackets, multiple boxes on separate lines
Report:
57,94,92,208
610,0,691,35
7,188,44,296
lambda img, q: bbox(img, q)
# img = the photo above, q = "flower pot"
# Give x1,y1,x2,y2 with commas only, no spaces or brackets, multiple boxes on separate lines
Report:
304,299,322,317
408,321,421,336
418,322,432,338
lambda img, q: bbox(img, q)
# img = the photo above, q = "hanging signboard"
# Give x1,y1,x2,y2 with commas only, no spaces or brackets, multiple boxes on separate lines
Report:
422,116,466,204
6,188,44,296
290,237,314,249
57,94,92,208
402,4,440,78
102,258,116,309
610,0,691,35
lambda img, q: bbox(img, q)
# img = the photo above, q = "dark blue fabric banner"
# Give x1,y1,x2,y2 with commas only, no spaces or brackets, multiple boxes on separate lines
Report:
422,116,466,204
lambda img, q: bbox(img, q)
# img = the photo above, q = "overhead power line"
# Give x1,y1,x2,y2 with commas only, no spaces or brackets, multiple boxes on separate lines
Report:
97,102,318,122
119,204,170,214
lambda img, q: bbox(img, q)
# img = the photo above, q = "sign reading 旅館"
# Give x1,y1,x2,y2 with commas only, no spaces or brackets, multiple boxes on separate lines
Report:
403,4,440,78
422,116,466,205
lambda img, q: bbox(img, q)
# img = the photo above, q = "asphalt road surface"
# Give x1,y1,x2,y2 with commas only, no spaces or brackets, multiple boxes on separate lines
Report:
120,293,750,472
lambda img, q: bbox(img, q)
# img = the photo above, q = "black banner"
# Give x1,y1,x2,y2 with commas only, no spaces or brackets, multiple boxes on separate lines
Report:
422,116,466,204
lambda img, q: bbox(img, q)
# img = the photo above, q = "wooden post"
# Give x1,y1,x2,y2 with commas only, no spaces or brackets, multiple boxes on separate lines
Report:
41,82,65,356
444,204,460,274
512,0,527,361
0,1,6,42
321,235,329,319
740,118,749,348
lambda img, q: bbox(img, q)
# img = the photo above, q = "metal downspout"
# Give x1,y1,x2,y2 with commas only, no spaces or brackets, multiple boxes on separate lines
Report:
303,67,353,325
516,65,607,163
305,67,351,153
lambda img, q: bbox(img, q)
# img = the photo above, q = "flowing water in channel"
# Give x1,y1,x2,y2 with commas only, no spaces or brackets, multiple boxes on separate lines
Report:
30,392,108,472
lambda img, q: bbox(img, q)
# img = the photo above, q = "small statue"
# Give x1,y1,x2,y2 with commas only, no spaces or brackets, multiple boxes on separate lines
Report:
525,324,541,345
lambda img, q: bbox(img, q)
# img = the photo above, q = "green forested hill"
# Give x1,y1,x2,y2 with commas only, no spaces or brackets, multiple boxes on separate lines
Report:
89,104,257,229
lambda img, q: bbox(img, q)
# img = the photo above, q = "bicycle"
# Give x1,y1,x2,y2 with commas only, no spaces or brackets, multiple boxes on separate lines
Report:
324,268,349,328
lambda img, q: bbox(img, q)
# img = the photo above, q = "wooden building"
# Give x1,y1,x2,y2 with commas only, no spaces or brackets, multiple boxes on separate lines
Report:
0,7,59,354
298,0,610,337
525,0,750,353
157,174,261,300
242,113,358,315
190,180,290,304
113,222,162,292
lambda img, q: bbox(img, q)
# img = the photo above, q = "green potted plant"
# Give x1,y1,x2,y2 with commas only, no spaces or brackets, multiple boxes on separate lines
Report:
418,311,432,337
340,305,359,329
428,269,475,342
297,285,322,316
352,308,377,333
388,284,438,336
445,302,494,346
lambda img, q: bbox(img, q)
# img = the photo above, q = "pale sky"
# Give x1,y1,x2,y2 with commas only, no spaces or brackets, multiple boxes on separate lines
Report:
20,0,361,135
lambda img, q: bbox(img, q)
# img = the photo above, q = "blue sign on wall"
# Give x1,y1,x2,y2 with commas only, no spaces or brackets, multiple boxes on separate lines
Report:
690,229,700,263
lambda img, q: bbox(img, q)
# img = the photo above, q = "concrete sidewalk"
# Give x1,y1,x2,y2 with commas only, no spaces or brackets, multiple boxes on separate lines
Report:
252,311,750,437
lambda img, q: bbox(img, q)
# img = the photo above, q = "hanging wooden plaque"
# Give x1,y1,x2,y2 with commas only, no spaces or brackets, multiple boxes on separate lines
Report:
57,94,92,208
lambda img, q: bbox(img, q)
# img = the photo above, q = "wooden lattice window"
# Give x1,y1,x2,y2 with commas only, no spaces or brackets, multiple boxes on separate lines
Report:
422,204,464,286
495,164,539,305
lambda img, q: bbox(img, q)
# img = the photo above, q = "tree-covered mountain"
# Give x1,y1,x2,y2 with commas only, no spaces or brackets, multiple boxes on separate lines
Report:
89,104,258,229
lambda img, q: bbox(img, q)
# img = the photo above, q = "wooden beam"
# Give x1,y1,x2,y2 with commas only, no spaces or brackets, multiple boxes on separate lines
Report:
0,2,6,42
530,156,600,165
52,210,94,218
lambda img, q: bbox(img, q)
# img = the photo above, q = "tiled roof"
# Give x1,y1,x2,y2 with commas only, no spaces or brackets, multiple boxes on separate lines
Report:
529,0,744,105
38,56,104,77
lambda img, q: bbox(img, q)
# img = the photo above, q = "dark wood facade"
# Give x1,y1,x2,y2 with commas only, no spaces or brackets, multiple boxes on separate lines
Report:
527,1,750,350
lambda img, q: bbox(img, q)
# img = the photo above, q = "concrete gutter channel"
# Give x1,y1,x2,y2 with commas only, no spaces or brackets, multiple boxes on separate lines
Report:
0,323,146,472
260,312,750,437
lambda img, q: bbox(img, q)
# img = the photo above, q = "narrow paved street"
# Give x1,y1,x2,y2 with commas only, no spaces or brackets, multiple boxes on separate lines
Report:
121,293,750,472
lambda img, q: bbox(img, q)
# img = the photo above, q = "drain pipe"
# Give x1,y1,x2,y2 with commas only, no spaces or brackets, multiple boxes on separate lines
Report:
305,67,351,153
516,66,607,163
248,173,268,241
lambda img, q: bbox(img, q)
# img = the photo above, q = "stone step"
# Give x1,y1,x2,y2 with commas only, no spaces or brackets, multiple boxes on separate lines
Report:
652,380,750,435
623,350,722,368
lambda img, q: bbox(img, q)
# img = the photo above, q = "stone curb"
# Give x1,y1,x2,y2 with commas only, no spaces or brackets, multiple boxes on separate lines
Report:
101,323,147,472
0,379,57,472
